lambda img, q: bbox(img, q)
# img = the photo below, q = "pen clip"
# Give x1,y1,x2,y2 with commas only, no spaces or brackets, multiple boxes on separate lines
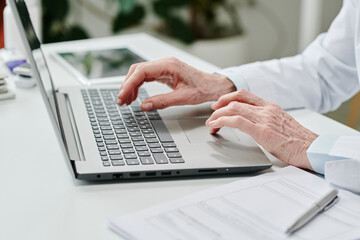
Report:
323,196,339,212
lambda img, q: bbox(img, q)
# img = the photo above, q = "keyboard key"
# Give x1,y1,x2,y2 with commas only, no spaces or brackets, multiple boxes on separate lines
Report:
112,160,125,166
101,156,109,161
118,139,131,144
165,147,179,153
98,147,106,151
144,133,156,138
95,138,103,142
126,159,140,165
151,120,173,142
133,141,146,146
120,143,133,148
138,151,150,157
99,151,107,156
141,129,154,134
146,138,159,143
113,125,125,129
135,146,148,151
153,153,169,164
127,127,140,132
103,135,115,140
148,143,161,148
109,150,121,155
140,157,154,165
100,126,112,130
148,116,161,120
105,140,117,145
102,130,114,135
103,162,111,167
125,153,137,159
169,158,185,163
97,142,105,147
167,152,182,158
110,155,123,160
162,142,176,148
115,129,127,134
151,148,163,153
117,134,129,139
107,145,119,150
123,148,135,154
131,136,144,141
129,132,141,137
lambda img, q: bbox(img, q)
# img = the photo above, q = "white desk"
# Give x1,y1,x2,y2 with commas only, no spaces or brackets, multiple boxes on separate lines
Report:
0,33,358,240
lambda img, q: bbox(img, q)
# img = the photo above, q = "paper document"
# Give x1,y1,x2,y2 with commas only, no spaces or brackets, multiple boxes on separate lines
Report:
108,167,360,240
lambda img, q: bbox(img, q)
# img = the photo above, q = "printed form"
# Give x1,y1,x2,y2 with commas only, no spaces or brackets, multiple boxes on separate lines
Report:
108,167,360,240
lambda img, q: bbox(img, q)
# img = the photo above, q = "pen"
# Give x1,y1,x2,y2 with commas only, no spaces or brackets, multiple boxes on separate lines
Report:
285,189,338,235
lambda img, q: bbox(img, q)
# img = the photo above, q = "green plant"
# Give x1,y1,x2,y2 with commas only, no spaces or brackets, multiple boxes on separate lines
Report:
42,0,89,43
152,0,245,44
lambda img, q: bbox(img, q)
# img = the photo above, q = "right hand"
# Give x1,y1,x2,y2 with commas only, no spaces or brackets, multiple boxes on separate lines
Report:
117,57,235,111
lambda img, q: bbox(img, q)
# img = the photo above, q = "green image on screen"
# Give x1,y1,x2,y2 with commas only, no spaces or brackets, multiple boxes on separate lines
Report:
59,48,145,80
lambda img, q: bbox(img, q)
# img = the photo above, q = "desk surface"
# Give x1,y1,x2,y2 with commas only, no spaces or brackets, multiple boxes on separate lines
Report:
0,33,358,240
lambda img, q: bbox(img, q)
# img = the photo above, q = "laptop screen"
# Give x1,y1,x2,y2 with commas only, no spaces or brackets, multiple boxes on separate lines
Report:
9,0,60,129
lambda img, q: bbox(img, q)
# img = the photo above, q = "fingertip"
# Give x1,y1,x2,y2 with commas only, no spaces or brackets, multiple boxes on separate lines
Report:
141,102,153,111
210,128,220,135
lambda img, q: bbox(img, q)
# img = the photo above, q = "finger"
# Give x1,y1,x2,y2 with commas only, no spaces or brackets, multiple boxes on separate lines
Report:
210,127,220,135
206,101,258,125
208,115,257,137
119,61,177,103
140,88,192,111
118,63,140,105
212,89,268,110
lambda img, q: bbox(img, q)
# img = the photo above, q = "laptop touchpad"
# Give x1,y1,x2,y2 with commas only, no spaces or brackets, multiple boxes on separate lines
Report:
177,118,240,144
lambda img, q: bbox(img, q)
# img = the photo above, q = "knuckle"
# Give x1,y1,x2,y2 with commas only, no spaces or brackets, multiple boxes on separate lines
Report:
237,89,247,96
129,63,139,70
158,96,169,109
166,56,179,63
234,116,243,124
228,101,239,110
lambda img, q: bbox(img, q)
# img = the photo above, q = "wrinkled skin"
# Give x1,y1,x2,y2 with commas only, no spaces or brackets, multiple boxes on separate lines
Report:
118,57,319,170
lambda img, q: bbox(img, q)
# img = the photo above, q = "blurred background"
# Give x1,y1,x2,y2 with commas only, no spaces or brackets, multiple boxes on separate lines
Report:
1,0,358,130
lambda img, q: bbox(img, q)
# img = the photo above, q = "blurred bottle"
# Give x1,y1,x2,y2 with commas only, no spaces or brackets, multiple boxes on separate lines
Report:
4,0,42,57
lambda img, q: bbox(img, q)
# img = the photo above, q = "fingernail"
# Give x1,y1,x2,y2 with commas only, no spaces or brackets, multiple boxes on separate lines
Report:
141,102,153,111
118,89,123,98
208,120,217,126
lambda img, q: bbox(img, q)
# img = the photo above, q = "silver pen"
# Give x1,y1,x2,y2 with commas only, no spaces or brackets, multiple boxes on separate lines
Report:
285,189,339,235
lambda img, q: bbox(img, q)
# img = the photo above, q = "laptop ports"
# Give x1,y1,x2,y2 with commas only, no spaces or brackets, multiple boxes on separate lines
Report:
129,172,140,177
160,171,171,176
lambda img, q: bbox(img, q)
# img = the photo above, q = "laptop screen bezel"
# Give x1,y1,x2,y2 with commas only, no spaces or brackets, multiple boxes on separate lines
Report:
9,0,63,130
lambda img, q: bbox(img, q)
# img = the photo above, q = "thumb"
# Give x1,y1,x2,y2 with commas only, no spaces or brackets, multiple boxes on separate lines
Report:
141,90,188,111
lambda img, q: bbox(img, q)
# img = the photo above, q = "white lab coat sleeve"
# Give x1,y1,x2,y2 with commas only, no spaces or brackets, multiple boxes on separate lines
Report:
307,135,360,193
217,0,359,113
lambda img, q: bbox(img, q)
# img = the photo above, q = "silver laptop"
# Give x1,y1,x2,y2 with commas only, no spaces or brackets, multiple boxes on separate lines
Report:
10,0,271,181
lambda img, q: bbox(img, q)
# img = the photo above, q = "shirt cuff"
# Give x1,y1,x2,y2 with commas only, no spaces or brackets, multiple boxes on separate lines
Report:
215,69,249,91
307,135,347,174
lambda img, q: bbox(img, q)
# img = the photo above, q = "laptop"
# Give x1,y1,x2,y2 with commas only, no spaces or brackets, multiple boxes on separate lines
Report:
10,0,272,181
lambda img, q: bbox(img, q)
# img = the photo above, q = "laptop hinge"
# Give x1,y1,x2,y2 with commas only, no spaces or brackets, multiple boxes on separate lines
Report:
56,92,85,161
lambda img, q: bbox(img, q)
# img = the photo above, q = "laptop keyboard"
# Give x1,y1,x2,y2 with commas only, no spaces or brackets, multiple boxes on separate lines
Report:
81,88,185,167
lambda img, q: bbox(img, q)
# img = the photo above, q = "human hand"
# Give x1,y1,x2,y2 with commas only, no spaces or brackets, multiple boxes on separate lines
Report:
206,89,319,170
118,57,235,111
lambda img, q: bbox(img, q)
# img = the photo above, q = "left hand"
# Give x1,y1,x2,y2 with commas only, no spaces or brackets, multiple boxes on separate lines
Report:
205,89,319,170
